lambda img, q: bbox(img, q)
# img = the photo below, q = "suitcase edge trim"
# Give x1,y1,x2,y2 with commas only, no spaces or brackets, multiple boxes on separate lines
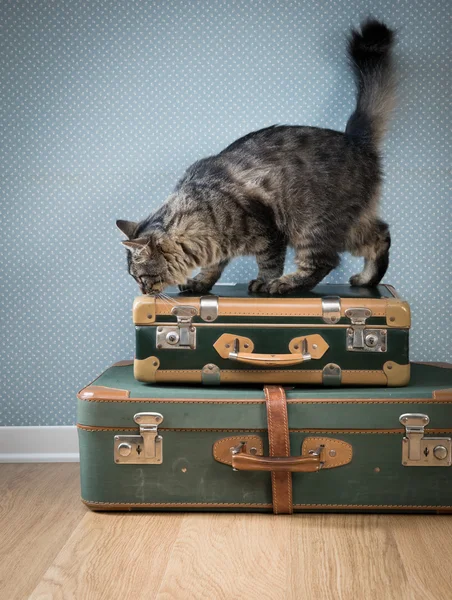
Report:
132,359,410,387
80,498,452,512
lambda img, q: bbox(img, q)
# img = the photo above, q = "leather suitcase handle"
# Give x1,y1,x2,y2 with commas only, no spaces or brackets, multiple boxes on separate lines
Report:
232,452,321,472
228,351,311,367
213,333,329,366
228,336,311,367
213,437,352,471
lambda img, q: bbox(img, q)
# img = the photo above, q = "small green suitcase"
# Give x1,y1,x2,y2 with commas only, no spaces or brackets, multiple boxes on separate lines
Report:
77,361,452,513
133,284,410,386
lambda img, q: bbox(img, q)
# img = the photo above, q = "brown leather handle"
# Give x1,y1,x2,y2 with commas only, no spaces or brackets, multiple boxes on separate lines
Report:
229,352,310,367
228,336,311,367
232,453,321,472
213,333,329,366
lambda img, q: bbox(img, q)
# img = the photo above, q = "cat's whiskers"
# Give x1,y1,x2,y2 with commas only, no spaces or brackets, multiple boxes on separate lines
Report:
155,278,178,307
156,293,171,306
159,291,176,305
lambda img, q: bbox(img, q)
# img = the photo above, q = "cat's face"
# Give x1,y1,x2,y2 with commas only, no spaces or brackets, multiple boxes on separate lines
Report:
125,238,173,294
117,220,191,294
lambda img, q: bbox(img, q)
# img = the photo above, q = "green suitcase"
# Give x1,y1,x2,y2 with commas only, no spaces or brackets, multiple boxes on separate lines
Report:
77,361,452,513
133,284,410,386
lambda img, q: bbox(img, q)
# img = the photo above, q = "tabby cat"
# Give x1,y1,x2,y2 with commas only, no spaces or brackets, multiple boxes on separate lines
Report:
117,19,396,295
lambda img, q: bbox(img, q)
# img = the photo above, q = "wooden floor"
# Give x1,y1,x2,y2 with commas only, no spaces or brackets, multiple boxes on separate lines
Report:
1,464,452,600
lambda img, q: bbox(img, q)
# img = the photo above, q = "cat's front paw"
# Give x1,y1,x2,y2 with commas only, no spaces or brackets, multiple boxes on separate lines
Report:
178,278,213,294
349,274,374,287
267,277,295,295
349,274,363,287
248,279,270,293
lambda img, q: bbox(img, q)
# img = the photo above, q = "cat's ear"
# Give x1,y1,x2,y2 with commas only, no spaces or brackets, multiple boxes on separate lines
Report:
116,219,139,239
121,238,150,250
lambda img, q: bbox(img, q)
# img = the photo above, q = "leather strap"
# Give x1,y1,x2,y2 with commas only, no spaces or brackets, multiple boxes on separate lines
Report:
264,385,293,515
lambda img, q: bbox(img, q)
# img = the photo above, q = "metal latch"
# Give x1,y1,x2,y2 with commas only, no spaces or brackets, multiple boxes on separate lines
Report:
399,413,451,467
114,412,163,464
156,305,197,350
345,307,386,352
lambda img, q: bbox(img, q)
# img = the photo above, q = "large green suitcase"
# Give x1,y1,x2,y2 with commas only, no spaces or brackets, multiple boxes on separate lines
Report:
77,361,452,513
133,284,410,386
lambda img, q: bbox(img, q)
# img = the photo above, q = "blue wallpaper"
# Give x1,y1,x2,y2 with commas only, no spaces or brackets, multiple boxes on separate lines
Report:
1,0,451,425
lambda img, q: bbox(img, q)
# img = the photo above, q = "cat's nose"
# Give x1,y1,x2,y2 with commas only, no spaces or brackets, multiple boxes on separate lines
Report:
138,276,151,294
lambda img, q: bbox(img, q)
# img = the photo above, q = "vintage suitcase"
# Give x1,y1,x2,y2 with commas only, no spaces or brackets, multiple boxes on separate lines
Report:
77,361,452,513
133,284,410,386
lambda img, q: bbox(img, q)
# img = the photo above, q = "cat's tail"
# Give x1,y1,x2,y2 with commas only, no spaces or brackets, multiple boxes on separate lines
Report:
345,19,396,148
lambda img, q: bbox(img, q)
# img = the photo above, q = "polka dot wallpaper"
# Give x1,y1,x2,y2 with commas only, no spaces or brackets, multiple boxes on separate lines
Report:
1,0,450,425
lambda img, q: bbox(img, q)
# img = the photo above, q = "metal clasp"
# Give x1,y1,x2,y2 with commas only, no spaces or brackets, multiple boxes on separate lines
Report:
345,308,371,349
308,445,325,469
231,440,258,471
299,337,311,361
345,307,387,352
399,413,451,467
156,305,197,350
114,412,163,464
172,306,197,347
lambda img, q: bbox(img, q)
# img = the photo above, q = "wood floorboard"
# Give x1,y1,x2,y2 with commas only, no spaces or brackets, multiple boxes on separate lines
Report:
1,464,451,600
0,464,84,600
155,513,291,599
29,512,183,600
288,514,409,600
392,515,452,600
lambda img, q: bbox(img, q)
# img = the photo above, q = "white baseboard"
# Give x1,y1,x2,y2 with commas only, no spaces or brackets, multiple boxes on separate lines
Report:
0,426,79,462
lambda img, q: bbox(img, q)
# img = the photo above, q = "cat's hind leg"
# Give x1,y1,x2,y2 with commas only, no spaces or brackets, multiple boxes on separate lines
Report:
179,260,229,294
347,219,391,286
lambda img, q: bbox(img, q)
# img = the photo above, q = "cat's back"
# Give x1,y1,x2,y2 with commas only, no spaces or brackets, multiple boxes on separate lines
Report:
178,125,350,186
221,125,346,159
174,123,377,205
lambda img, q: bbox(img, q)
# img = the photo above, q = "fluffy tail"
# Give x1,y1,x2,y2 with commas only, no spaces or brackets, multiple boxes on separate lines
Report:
345,19,396,148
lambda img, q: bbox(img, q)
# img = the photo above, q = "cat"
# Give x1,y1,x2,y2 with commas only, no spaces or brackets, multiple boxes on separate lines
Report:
117,19,396,296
